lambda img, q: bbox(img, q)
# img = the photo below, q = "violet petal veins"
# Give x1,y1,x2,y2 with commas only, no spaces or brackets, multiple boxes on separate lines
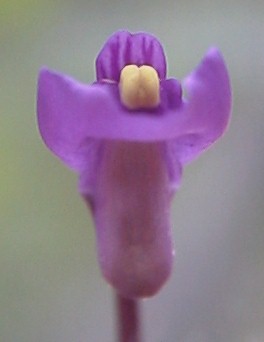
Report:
37,30,231,298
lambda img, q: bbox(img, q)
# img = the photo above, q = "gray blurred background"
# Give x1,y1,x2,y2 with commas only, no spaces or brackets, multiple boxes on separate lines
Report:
1,0,264,341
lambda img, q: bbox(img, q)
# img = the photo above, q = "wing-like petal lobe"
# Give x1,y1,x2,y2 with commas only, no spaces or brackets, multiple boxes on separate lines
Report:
37,68,110,169
175,47,232,163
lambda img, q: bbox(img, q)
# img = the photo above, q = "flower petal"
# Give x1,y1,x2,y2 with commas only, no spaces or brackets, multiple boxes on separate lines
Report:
96,30,167,81
175,47,232,163
37,68,182,151
37,67,110,170
37,68,182,171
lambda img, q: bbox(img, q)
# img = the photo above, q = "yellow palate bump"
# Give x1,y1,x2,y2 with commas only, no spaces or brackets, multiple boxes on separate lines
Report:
119,64,160,110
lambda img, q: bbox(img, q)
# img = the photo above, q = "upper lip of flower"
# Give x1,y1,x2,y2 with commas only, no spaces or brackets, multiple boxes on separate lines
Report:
95,30,167,82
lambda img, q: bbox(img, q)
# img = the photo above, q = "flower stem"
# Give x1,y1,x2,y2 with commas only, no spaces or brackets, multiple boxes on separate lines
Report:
115,292,142,342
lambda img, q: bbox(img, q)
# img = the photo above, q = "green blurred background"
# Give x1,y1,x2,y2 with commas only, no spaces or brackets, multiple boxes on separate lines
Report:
1,0,264,341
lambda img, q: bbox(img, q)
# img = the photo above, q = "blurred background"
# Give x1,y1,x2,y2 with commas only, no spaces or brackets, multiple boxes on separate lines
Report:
1,0,264,341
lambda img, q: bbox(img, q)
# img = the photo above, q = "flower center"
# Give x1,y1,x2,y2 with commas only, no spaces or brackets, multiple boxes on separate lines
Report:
119,65,160,110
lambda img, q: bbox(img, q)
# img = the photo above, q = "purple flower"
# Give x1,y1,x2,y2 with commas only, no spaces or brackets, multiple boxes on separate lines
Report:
37,30,231,298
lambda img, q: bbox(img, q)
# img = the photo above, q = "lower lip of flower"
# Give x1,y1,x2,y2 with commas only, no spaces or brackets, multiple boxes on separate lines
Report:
92,140,174,298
